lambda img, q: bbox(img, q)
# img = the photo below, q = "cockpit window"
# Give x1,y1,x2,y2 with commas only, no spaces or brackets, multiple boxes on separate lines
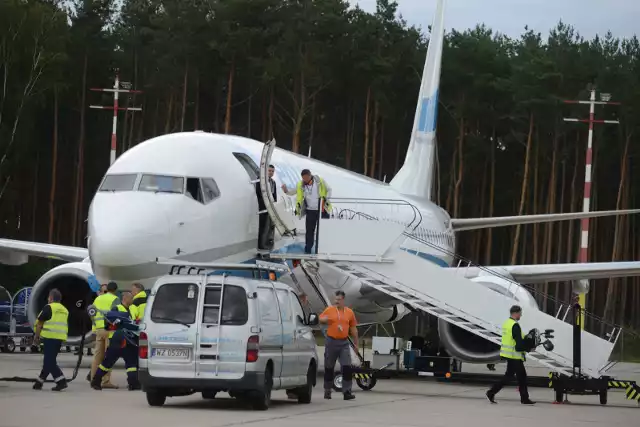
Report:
138,174,184,193
99,174,137,191
232,152,259,181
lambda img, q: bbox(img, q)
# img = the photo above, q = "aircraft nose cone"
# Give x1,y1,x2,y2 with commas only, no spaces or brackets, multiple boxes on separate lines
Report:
88,193,171,266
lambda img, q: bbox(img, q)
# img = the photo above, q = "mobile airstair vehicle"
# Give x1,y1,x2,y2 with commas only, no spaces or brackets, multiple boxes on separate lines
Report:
258,139,640,406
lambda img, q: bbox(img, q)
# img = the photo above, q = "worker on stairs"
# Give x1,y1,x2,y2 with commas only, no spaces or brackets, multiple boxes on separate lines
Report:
486,305,535,405
282,169,332,254
256,164,278,255
90,291,141,391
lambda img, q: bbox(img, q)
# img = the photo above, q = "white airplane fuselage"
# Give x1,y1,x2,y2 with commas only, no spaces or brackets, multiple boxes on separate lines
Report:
86,131,456,324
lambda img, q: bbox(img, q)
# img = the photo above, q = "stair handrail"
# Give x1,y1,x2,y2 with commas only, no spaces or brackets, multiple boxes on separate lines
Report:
402,231,635,345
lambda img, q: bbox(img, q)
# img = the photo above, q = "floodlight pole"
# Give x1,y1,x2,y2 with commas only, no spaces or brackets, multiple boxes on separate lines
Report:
563,88,620,328
90,71,143,165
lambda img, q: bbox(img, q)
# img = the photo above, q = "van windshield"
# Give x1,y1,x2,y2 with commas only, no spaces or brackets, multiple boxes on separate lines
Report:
151,283,198,325
203,285,248,326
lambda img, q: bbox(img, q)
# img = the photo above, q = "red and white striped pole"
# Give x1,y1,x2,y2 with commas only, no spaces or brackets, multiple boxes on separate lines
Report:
90,71,143,165
563,88,620,327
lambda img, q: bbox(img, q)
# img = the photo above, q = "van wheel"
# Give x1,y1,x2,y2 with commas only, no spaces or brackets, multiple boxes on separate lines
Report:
297,363,316,404
202,391,217,399
5,340,15,353
252,367,273,410
146,390,167,407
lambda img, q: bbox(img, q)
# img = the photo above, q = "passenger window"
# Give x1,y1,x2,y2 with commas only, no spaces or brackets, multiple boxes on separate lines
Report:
201,178,221,203
233,152,259,181
186,177,205,203
150,283,198,325
99,174,137,191
276,289,292,322
257,287,279,323
292,293,306,325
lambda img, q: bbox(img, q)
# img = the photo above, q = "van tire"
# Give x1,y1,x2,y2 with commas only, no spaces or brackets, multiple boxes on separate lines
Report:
252,367,273,410
297,362,316,404
146,390,167,407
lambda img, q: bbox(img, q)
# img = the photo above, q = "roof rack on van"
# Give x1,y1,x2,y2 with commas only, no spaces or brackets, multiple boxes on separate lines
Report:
155,257,293,276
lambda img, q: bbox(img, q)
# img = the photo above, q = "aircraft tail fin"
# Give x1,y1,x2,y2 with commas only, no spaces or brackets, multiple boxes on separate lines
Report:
389,0,446,200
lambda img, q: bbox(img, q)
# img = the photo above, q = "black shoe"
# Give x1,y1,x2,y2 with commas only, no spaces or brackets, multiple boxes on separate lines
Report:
52,380,68,392
343,391,355,401
486,391,497,403
32,381,43,390
521,399,536,405
324,390,331,399
127,383,141,391
90,378,102,391
86,372,91,382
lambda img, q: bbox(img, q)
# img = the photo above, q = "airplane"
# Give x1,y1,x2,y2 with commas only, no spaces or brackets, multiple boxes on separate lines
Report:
2,0,639,365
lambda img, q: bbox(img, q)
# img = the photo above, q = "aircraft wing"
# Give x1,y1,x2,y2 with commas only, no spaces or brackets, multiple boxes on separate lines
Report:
0,238,88,265
451,209,640,231
454,261,640,284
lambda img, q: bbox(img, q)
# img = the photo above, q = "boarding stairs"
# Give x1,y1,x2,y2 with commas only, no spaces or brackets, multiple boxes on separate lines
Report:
257,140,622,379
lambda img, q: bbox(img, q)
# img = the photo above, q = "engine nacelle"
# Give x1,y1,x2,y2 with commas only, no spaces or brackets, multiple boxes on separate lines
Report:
438,271,539,364
28,261,96,345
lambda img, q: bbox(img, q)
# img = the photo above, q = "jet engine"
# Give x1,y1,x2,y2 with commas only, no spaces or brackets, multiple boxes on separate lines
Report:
437,271,539,363
27,261,96,345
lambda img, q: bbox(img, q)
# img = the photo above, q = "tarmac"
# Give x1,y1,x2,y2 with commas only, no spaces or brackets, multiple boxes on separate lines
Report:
0,351,638,427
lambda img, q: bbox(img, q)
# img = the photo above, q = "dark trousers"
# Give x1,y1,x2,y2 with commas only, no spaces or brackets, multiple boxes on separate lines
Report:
94,339,139,387
305,209,329,254
323,337,352,393
488,358,529,401
38,338,65,382
258,213,275,251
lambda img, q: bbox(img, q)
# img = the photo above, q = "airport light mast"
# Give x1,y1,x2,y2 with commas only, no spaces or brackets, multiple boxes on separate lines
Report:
563,87,620,328
90,70,143,165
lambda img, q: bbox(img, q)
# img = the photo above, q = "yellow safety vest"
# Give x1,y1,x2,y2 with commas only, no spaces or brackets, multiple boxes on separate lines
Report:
92,293,118,331
40,302,69,341
130,291,147,322
499,318,525,360
295,176,332,216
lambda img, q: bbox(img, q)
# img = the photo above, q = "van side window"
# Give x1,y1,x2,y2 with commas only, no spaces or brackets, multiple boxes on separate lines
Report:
232,152,259,181
257,287,279,323
276,289,291,322
291,293,306,325
202,285,249,325
151,283,198,325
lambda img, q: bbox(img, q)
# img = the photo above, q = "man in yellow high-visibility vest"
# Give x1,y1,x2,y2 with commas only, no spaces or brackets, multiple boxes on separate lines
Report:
33,289,69,391
282,169,332,254
89,281,120,388
486,305,535,405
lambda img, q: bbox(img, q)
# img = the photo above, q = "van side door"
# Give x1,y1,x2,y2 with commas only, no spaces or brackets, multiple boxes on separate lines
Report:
275,287,297,387
292,292,315,377
256,287,283,388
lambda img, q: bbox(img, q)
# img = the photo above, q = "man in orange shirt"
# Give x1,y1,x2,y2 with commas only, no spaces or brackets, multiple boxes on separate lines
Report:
320,290,358,400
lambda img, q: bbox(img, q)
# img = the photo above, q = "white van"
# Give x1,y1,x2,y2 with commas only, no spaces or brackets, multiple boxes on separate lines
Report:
138,273,320,410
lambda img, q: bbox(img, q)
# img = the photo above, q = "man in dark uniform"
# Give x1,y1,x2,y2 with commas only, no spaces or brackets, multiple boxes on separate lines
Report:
33,289,69,391
256,164,277,252
486,305,535,405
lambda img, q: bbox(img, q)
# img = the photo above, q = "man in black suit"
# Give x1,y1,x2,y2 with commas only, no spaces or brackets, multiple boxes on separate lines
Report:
256,164,277,252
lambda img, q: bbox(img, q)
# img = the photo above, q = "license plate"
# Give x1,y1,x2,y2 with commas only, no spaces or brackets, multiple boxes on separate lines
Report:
152,348,190,358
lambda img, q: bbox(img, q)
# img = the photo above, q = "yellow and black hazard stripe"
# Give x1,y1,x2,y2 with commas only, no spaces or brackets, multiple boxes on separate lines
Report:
626,384,640,402
608,380,632,389
353,373,372,379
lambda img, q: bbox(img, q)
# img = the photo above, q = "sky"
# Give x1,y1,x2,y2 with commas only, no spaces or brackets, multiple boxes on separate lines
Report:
354,0,640,40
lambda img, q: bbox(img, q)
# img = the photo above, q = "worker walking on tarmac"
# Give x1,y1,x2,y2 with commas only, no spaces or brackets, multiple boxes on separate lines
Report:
486,305,535,405
33,289,69,391
89,281,120,389
282,169,332,254
129,282,147,323
320,290,357,401
91,291,141,391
